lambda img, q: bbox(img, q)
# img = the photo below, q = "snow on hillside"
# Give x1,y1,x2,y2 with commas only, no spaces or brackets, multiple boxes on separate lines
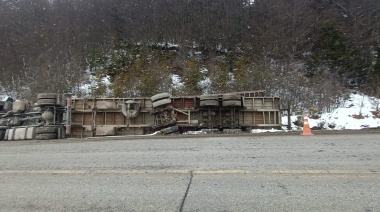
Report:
282,93,380,131
0,93,8,101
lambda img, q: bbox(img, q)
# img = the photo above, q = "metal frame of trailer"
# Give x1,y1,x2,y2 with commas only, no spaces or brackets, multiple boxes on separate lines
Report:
68,91,282,138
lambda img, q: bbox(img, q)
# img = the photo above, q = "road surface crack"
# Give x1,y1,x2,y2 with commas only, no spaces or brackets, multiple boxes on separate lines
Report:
179,171,193,212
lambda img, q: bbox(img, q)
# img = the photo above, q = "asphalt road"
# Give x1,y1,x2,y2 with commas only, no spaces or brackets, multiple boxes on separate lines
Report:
0,133,379,212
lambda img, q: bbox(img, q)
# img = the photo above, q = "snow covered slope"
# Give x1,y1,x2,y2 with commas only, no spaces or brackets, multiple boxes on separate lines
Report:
283,93,380,130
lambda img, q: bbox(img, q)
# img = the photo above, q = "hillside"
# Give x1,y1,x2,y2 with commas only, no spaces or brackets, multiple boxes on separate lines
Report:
1,0,379,116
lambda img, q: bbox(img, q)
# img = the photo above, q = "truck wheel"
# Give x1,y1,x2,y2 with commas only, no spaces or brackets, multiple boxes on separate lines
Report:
200,95,219,106
152,99,171,108
222,100,241,107
151,93,170,102
200,95,219,101
222,94,241,101
37,93,57,100
200,100,219,106
37,99,57,106
35,133,58,140
36,126,58,134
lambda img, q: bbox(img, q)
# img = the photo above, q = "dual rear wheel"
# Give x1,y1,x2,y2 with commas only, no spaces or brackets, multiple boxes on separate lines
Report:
37,93,57,106
35,126,65,140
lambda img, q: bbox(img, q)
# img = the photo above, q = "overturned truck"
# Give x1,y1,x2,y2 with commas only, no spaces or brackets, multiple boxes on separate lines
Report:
0,90,282,140
0,93,66,141
68,90,282,138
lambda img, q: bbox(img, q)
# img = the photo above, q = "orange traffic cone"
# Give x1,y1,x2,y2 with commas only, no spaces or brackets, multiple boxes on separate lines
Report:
301,114,314,136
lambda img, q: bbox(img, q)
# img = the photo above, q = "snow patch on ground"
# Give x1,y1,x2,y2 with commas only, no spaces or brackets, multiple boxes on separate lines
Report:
282,93,380,131
251,129,284,133
183,131,206,135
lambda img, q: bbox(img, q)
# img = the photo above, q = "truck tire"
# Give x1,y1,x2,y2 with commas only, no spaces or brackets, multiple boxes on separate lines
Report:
200,100,219,106
200,95,219,107
152,99,171,108
37,99,57,106
37,93,57,100
222,94,241,101
222,100,241,107
35,133,58,140
151,93,170,102
36,127,58,134
200,95,219,101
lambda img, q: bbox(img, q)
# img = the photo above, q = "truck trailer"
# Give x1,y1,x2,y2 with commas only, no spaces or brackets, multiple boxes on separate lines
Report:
0,90,282,140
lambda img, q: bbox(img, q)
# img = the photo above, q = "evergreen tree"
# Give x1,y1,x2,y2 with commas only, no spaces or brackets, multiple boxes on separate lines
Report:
182,57,204,95
306,22,369,89
368,46,380,99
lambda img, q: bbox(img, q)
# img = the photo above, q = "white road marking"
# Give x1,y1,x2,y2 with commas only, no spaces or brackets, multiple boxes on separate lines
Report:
0,169,379,175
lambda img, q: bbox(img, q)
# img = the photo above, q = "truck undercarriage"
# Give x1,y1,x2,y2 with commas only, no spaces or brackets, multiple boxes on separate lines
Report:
0,90,282,140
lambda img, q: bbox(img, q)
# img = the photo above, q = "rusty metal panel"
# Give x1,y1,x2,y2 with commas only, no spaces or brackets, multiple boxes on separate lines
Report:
71,126,93,138
114,113,125,125
72,113,93,126
254,112,265,124
172,97,197,109
72,99,86,110
83,113,93,125
71,127,83,138
105,112,116,125
125,112,154,125
95,112,105,125
72,114,83,126
184,99,196,108
172,99,182,109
